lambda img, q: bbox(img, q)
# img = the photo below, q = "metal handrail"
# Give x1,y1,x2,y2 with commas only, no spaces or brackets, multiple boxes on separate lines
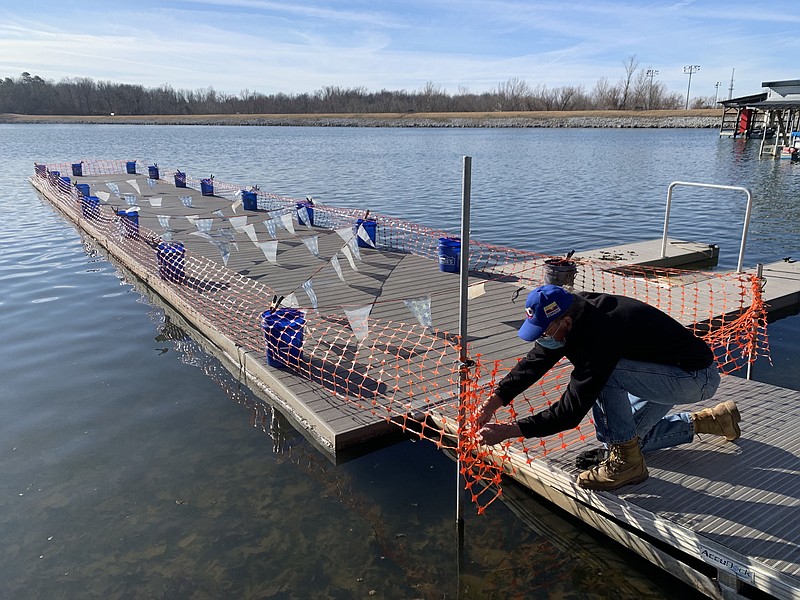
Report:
661,181,753,273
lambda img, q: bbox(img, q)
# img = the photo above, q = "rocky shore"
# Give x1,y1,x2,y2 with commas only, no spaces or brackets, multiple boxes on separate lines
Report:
1,110,721,128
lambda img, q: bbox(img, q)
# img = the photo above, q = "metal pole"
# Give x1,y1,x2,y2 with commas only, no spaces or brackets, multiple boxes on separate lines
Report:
456,156,471,572
746,263,763,380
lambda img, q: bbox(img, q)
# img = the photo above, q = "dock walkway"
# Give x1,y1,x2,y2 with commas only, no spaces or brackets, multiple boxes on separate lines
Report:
31,163,800,599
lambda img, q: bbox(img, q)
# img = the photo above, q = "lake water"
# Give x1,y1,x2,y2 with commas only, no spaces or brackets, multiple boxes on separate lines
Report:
1,124,798,599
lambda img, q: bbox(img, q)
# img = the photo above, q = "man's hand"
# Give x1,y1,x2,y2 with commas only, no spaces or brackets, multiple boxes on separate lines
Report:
474,392,504,428
476,422,523,446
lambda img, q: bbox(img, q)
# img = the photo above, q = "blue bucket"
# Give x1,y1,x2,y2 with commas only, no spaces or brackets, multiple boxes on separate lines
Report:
200,179,214,196
296,202,314,226
355,219,377,248
242,190,258,211
174,171,187,188
126,161,137,174
156,241,186,283
81,195,100,220
49,170,60,179
75,183,90,197
71,163,83,177
35,164,47,177
148,165,160,180
261,308,305,368
116,209,140,239
438,237,461,273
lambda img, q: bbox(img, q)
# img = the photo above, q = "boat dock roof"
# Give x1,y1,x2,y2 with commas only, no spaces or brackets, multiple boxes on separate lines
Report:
31,162,800,599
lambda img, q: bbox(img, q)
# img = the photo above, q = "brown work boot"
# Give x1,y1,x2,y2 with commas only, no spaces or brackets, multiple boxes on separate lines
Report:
577,437,648,491
692,400,741,441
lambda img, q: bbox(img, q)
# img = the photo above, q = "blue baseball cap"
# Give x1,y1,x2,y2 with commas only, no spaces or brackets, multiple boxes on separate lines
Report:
518,285,574,342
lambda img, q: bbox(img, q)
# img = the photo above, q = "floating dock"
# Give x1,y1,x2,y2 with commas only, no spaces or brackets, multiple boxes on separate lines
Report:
30,161,800,599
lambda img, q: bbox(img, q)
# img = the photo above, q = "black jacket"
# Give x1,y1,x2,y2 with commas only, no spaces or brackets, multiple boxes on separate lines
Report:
495,292,714,439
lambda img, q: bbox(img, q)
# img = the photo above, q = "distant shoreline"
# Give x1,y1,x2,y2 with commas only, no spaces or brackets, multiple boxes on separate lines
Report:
0,109,721,128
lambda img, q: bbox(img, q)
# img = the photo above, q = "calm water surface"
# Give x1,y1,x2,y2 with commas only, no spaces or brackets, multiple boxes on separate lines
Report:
1,124,799,599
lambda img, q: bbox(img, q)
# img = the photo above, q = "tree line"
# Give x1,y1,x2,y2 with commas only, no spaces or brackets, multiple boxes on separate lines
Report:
1,58,717,116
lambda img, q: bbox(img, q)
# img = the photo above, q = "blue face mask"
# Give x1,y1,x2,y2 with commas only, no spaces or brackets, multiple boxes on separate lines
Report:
536,335,565,350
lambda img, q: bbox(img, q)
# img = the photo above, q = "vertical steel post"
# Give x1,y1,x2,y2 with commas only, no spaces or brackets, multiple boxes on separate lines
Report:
456,156,472,571
746,263,763,381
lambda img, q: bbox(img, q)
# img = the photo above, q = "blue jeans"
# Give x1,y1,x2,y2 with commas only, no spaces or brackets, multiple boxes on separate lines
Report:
592,359,721,453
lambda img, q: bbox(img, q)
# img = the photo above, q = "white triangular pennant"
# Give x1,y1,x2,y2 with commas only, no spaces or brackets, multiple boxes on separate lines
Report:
229,216,248,231
281,293,300,309
340,244,358,272
106,182,120,196
147,178,156,189
180,195,193,207
347,236,362,262
335,227,354,244
190,231,213,241
195,219,213,233
149,196,162,207
212,241,230,266
157,215,171,229
280,213,296,235
301,236,320,257
231,200,242,213
96,191,111,202
403,296,433,328
330,255,346,283
344,305,372,342
302,280,318,309
123,194,137,206
242,223,258,243
213,209,225,218
258,240,279,263
263,219,277,239
468,282,486,300
185,215,199,225
126,179,141,194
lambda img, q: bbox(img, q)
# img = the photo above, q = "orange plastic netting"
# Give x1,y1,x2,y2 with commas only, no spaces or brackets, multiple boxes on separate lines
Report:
32,160,769,512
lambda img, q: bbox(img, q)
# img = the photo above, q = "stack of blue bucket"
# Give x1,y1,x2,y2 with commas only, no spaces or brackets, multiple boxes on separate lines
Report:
156,242,186,283
174,170,187,188
71,163,83,177
116,209,140,239
242,190,258,211
200,178,214,196
355,218,377,248
81,195,101,220
126,161,137,175
148,165,160,180
296,200,314,226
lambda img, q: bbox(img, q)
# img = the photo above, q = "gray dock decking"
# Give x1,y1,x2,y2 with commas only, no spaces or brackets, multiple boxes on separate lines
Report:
31,166,800,599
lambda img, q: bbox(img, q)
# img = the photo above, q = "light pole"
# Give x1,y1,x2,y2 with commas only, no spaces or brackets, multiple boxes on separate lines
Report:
646,69,659,109
714,81,721,105
684,65,700,110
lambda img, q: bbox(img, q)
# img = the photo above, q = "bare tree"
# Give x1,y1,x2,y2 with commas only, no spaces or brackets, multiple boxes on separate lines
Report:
618,55,639,109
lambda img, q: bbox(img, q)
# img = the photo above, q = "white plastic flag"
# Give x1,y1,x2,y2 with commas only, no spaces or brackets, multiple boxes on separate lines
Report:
213,209,225,218
340,244,358,272
106,182,120,196
280,213,296,235
335,226,354,244
195,219,213,233
146,178,156,189
258,240,279,263
126,179,141,194
263,219,277,239
468,282,486,300
301,236,320,257
149,196,162,207
157,215,171,229
302,280,318,309
229,216,248,231
230,199,242,213
347,236,362,262
212,241,231,266
297,206,310,226
281,293,300,309
404,296,433,328
123,194,137,206
96,191,111,202
180,196,193,207
330,255,346,283
185,215,199,225
190,231,213,241
242,223,258,243
344,305,372,342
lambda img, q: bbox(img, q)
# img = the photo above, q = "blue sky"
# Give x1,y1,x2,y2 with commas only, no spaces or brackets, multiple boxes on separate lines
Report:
1,0,797,100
